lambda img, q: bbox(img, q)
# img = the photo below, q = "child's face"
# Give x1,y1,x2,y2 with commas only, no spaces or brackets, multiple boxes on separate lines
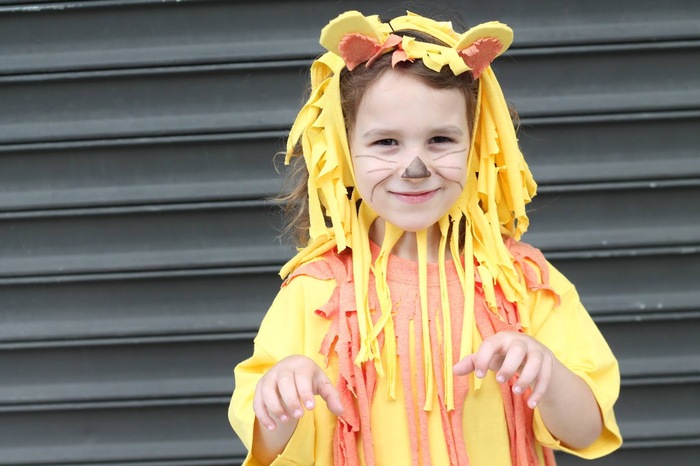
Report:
349,69,469,233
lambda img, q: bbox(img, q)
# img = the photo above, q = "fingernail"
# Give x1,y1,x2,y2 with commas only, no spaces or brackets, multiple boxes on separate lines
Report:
305,400,314,409
293,409,303,418
476,370,485,378
529,400,538,409
513,386,523,394
496,375,505,383
267,424,275,431
279,414,288,422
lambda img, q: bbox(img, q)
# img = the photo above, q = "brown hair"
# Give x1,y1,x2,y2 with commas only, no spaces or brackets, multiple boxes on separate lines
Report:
277,30,494,247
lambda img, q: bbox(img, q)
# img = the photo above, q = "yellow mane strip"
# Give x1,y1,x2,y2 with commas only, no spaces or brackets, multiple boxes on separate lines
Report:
282,10,537,409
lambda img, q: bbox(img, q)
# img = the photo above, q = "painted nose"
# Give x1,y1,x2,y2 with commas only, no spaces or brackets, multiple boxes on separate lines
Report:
401,156,432,180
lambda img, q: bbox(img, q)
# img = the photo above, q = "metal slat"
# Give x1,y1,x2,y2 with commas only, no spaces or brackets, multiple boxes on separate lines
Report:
0,400,242,464
526,181,700,251
557,444,700,466
0,267,281,342
616,379,700,443
0,63,308,144
0,0,698,74
498,42,700,118
550,249,700,317
521,111,700,185
0,335,247,405
0,201,291,277
0,132,285,211
598,317,700,379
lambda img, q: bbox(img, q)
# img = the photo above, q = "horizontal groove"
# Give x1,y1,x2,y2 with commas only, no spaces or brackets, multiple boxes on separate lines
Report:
508,38,700,56
536,177,700,194
58,458,243,466
0,0,155,12
0,331,257,351
0,394,229,414
0,198,273,219
622,373,700,387
546,244,700,258
544,244,700,260
520,108,700,126
0,59,312,83
0,258,290,281
622,432,700,446
0,264,281,285
594,310,700,324
0,458,243,466
594,309,700,324
621,436,700,449
0,129,287,153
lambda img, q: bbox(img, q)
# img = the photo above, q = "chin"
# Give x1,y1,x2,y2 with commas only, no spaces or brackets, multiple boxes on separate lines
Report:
386,216,442,233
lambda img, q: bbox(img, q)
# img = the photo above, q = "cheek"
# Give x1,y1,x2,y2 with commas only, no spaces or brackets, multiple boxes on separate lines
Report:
353,161,385,197
433,156,468,185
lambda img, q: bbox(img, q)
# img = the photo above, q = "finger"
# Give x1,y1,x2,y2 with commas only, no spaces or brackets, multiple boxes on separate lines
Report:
474,335,507,379
294,368,317,411
314,371,344,416
277,371,305,420
253,380,278,432
453,354,477,376
514,349,544,394
496,340,528,384
260,375,291,422
528,354,552,409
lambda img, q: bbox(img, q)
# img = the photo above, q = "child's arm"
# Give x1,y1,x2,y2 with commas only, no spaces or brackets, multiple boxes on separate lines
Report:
453,331,603,449
252,355,344,465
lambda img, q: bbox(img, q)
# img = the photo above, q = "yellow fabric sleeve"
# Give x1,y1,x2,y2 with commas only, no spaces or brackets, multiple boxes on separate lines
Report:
528,262,623,458
228,274,336,466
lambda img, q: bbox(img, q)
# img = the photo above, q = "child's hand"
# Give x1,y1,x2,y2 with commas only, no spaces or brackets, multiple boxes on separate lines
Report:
453,331,554,409
254,355,344,432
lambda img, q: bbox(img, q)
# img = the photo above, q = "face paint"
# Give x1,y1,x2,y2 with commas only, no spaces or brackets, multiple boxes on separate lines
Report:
401,156,432,179
350,69,469,233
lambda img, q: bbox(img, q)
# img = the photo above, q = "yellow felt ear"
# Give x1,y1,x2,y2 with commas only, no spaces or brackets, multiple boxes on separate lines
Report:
454,21,514,56
320,11,389,55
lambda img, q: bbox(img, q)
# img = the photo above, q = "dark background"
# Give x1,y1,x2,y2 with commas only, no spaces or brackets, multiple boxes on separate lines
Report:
0,0,698,464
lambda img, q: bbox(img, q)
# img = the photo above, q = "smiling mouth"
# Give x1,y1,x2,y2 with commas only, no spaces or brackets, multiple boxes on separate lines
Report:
391,189,439,204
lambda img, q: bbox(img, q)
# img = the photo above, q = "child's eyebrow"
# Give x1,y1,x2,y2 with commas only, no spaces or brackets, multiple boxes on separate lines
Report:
361,126,464,139
361,128,399,139
432,125,464,136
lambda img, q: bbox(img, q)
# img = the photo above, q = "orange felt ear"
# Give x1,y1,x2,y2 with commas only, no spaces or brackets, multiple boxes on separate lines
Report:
338,34,383,71
458,37,504,78
320,11,387,56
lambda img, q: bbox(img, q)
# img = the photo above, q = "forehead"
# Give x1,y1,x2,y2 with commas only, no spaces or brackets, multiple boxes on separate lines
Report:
354,69,468,127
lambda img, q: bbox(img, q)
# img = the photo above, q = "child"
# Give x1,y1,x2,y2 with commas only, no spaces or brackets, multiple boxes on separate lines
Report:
229,10,622,466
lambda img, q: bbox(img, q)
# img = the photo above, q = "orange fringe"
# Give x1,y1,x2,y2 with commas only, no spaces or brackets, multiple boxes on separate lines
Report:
289,239,559,466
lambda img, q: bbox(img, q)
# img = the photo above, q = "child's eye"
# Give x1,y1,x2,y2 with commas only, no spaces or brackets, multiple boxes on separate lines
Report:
374,139,397,146
431,136,454,144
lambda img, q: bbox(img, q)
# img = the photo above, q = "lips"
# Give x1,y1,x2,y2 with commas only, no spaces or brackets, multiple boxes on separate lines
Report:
391,189,439,204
